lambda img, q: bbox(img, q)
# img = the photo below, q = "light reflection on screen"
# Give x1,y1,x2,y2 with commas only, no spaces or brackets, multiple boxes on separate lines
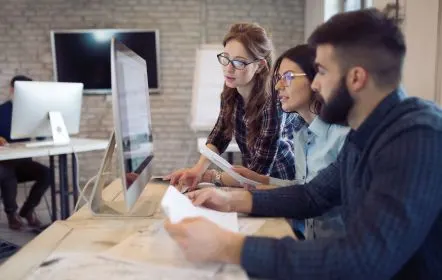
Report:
115,45,154,189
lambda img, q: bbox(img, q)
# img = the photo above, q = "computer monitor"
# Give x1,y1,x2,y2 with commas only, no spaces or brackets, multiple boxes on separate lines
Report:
90,38,155,216
11,81,83,147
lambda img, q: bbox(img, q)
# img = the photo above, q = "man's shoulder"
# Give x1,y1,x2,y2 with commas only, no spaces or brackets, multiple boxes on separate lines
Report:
392,97,442,132
375,97,442,147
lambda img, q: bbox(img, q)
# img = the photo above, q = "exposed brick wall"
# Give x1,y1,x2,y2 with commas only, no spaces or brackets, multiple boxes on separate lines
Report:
0,0,304,186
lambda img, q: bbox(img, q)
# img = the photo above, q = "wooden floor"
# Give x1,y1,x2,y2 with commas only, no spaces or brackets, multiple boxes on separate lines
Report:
0,185,57,265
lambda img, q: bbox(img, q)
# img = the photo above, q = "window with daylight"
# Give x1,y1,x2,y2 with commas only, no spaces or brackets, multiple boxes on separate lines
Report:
325,0,373,21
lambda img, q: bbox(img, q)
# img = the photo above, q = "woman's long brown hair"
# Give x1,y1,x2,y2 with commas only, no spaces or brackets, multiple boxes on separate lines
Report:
221,23,273,148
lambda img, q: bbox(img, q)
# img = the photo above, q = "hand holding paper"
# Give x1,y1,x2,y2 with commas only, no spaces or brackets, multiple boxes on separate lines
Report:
164,217,245,264
161,186,238,232
199,145,261,186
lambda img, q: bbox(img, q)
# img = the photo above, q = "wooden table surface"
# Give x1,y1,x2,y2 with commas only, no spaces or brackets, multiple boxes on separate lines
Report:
0,179,295,279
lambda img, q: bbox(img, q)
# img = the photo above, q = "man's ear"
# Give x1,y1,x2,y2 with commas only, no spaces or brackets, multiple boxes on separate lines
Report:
346,66,368,92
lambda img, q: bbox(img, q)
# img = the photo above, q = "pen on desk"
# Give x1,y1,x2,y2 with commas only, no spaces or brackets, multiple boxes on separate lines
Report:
39,257,61,267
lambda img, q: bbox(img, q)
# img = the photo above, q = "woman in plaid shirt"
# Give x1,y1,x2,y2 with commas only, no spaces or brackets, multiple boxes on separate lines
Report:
166,22,296,190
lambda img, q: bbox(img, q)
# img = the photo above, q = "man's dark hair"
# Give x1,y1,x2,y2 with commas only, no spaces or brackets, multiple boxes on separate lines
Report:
10,75,32,88
308,8,406,88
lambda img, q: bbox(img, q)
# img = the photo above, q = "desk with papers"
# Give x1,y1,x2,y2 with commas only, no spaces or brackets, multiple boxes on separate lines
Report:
0,180,296,279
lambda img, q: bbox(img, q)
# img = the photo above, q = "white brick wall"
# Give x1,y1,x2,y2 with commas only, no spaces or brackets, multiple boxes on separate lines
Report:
0,0,304,185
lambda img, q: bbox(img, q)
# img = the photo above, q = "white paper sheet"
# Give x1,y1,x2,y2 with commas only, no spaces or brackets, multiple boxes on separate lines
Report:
238,218,266,235
104,221,224,276
161,186,239,232
199,145,261,186
26,253,227,280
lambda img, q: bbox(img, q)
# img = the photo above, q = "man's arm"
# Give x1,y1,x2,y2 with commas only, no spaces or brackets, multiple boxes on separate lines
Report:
249,159,342,219
239,128,442,279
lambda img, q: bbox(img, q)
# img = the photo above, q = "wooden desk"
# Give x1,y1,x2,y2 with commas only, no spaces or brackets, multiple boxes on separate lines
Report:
0,180,295,279
0,138,108,161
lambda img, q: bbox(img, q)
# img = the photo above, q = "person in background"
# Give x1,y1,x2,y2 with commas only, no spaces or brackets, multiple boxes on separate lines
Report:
165,9,442,279
165,23,301,189
0,75,51,230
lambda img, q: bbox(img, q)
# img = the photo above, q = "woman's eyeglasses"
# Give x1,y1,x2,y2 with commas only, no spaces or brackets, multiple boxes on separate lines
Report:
217,53,259,70
274,71,307,88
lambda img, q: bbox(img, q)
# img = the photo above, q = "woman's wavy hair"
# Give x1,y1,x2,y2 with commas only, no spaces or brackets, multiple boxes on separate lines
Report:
221,23,273,148
272,44,321,115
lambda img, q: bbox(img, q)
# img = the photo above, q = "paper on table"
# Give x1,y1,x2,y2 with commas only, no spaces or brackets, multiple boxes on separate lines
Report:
104,221,225,276
26,252,229,280
238,218,266,235
161,186,239,232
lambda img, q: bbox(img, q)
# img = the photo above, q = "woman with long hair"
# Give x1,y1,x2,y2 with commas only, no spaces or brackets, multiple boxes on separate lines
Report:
166,23,298,189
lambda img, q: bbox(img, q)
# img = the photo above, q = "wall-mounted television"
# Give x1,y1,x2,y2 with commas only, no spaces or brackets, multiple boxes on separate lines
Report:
50,29,160,94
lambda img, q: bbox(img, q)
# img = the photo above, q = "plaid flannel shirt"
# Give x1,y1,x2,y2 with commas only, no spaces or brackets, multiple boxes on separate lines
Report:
207,92,284,176
267,109,305,180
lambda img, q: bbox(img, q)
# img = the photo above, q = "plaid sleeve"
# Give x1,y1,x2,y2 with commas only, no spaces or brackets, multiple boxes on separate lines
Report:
247,97,279,174
268,113,305,179
206,95,232,154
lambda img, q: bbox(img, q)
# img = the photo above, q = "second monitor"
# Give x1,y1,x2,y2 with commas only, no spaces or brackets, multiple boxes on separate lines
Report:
11,81,83,147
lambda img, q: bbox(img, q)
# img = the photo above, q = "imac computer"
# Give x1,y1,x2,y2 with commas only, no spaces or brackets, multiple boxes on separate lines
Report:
11,81,84,147
90,38,156,216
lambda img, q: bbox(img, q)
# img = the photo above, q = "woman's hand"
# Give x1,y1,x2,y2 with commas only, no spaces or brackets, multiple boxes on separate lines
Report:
164,167,204,192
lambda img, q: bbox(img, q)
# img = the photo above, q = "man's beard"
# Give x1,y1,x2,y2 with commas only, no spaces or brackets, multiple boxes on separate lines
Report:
318,77,354,125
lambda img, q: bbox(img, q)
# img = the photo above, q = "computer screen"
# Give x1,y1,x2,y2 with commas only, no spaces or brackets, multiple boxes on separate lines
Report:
11,81,83,140
112,38,154,209
51,29,159,93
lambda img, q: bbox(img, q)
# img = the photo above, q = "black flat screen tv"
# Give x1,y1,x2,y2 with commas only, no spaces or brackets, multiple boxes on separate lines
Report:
50,29,160,94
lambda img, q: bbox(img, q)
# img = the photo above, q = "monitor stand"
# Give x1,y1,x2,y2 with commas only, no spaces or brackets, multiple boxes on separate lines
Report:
88,131,158,217
25,111,71,148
